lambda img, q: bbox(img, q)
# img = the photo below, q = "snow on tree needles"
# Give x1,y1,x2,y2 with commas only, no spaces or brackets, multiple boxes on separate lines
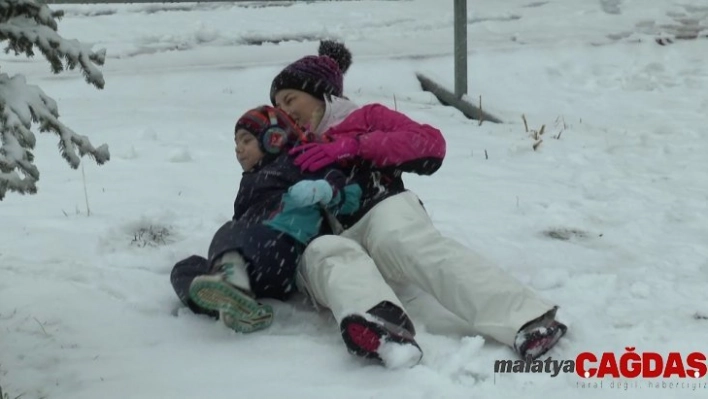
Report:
0,0,109,200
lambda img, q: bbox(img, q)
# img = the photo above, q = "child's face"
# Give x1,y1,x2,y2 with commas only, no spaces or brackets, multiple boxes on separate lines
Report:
273,89,324,130
234,129,264,171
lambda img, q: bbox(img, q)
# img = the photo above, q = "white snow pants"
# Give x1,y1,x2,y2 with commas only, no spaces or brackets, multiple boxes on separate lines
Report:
297,190,554,347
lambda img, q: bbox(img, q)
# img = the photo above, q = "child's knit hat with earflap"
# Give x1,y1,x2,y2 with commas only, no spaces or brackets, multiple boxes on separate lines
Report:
269,40,353,105
235,106,305,156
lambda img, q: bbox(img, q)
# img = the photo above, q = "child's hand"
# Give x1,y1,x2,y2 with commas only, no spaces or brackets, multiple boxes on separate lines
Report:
288,180,334,207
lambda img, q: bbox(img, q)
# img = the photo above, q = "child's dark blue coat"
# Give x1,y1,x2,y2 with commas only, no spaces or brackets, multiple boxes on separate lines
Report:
170,151,360,317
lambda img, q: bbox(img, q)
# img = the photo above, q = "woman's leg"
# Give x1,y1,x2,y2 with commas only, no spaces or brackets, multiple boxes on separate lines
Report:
359,191,564,353
298,234,422,368
298,235,402,322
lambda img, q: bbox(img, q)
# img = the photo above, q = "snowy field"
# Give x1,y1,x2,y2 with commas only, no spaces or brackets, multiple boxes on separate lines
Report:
1,0,708,398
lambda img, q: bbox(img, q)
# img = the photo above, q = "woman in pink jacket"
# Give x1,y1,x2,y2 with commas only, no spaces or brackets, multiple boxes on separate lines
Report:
273,41,568,369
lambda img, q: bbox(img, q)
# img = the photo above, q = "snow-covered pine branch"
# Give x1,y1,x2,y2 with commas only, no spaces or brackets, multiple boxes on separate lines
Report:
0,0,109,200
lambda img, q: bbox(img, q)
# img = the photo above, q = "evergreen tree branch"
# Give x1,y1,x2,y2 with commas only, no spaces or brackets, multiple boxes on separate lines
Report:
0,0,105,88
0,73,109,200
0,0,109,200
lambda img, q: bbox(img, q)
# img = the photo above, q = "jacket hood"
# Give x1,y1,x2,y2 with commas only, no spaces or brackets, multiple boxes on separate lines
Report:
313,96,360,136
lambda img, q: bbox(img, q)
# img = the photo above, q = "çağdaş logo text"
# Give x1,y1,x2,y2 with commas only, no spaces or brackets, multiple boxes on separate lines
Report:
494,347,707,379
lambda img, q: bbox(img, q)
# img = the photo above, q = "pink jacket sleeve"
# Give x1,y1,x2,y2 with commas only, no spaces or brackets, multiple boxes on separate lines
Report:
354,104,446,175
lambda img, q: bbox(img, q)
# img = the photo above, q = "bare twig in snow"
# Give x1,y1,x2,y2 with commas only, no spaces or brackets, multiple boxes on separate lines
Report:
81,163,90,216
33,317,49,337
478,95,484,126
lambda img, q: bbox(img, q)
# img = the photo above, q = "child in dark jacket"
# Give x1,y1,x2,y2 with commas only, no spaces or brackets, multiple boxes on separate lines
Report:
170,106,361,333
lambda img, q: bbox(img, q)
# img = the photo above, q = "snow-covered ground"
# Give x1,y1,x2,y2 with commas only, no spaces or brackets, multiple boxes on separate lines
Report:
1,1,708,398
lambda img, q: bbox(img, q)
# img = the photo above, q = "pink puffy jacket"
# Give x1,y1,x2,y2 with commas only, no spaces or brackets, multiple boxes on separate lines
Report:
319,99,446,174
315,97,446,228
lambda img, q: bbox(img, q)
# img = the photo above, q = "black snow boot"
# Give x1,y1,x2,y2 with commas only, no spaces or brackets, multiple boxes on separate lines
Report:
340,301,423,369
514,306,568,361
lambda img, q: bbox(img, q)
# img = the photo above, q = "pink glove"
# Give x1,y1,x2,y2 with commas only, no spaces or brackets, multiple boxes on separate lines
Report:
289,137,359,172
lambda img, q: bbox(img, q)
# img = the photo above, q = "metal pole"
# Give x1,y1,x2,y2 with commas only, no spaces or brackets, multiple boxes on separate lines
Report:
453,0,468,98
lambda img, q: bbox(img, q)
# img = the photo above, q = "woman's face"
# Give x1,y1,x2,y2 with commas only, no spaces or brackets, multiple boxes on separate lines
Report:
274,89,324,130
234,129,264,171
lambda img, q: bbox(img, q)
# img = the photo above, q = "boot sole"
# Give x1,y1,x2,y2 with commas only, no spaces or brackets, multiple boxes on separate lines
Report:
189,277,273,333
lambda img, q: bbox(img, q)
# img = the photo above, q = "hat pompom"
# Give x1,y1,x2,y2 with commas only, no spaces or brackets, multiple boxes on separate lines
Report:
318,40,352,74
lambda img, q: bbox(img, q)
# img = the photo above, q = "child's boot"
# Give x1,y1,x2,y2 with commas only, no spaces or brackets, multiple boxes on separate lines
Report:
189,252,273,333
340,301,423,369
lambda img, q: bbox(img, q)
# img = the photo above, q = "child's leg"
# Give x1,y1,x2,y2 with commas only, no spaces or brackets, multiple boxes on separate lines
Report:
298,235,422,368
189,250,274,334
238,227,301,301
189,224,304,333
207,222,299,301
359,191,563,351
216,251,252,289
170,255,219,318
